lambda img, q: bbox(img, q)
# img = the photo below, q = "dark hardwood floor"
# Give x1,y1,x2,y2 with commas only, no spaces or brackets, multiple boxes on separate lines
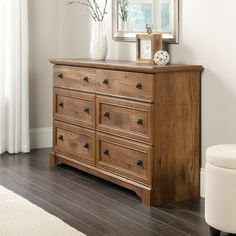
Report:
0,148,216,236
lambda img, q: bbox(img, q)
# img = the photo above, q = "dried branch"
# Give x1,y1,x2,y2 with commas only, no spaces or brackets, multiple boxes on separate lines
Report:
66,0,99,20
87,0,100,20
85,8,97,21
101,0,108,21
66,0,108,22
93,0,102,20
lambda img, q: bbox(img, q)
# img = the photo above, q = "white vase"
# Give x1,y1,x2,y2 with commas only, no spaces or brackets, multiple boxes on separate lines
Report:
90,21,108,60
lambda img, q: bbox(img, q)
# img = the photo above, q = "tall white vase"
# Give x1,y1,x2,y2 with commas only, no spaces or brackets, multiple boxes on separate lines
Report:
90,21,108,60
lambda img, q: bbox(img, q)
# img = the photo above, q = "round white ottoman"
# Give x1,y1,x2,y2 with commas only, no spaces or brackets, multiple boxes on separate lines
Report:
205,145,236,236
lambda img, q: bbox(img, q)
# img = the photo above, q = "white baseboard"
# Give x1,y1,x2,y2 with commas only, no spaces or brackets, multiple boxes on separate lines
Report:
29,126,206,197
200,168,205,198
30,127,52,149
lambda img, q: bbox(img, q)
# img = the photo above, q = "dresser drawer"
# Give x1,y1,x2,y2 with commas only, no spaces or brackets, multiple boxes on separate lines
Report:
54,121,95,165
96,96,154,143
54,66,96,92
54,88,95,128
96,69,154,102
96,133,153,185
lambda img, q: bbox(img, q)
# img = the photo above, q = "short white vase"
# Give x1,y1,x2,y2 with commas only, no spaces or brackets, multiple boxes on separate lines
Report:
90,22,108,60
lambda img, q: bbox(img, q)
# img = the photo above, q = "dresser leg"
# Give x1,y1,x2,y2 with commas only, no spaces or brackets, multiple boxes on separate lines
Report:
141,189,152,205
50,151,57,170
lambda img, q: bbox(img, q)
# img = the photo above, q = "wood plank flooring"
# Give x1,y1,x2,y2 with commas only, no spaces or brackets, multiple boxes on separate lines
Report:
0,148,213,236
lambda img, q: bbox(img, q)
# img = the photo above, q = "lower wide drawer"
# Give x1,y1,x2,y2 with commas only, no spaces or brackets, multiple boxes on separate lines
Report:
54,121,95,165
96,133,153,185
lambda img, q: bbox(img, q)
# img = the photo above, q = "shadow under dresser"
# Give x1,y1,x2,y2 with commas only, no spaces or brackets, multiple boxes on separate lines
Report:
50,59,203,206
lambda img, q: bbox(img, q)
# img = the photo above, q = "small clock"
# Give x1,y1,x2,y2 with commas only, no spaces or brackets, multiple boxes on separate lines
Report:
136,33,162,64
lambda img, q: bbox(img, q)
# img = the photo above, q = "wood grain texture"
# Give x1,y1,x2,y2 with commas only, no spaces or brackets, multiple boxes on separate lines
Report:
96,69,154,102
54,88,95,128
96,132,153,186
53,121,96,165
50,58,203,73
96,95,154,144
153,71,201,205
54,65,96,92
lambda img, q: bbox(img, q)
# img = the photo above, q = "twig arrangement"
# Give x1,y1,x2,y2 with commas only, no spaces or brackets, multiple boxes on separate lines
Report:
66,0,108,22
119,0,129,22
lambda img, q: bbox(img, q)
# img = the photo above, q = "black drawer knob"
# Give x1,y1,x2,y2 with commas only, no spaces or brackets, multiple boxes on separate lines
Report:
136,83,142,89
104,112,110,118
83,76,89,82
84,143,90,149
58,135,64,141
103,150,109,156
137,119,143,126
59,102,64,107
58,73,63,79
103,79,109,85
136,160,143,166
84,107,90,113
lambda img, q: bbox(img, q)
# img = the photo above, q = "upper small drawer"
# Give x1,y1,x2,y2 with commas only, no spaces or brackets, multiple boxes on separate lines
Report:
54,66,96,92
96,69,154,102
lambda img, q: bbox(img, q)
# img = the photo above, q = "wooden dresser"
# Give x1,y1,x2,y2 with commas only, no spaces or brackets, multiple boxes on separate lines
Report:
50,59,202,206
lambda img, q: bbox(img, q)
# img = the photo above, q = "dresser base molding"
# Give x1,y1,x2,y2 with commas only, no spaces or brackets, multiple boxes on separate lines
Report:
50,151,152,205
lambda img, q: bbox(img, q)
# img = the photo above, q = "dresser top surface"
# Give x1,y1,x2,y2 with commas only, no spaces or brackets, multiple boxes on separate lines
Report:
50,58,203,74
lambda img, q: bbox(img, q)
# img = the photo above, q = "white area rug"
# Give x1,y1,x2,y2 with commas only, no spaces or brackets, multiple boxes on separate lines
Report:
0,185,85,236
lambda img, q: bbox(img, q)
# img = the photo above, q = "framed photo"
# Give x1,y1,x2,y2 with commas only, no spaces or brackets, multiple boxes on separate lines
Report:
136,33,162,64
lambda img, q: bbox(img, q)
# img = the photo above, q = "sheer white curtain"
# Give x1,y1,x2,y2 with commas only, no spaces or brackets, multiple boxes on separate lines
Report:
0,0,30,154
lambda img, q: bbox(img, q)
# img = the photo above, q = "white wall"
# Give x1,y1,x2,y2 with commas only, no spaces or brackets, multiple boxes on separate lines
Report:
29,0,59,129
29,0,90,147
58,1,91,57
29,0,236,172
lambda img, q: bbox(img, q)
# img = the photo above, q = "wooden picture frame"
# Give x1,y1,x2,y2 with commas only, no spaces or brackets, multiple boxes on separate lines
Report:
136,33,162,64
